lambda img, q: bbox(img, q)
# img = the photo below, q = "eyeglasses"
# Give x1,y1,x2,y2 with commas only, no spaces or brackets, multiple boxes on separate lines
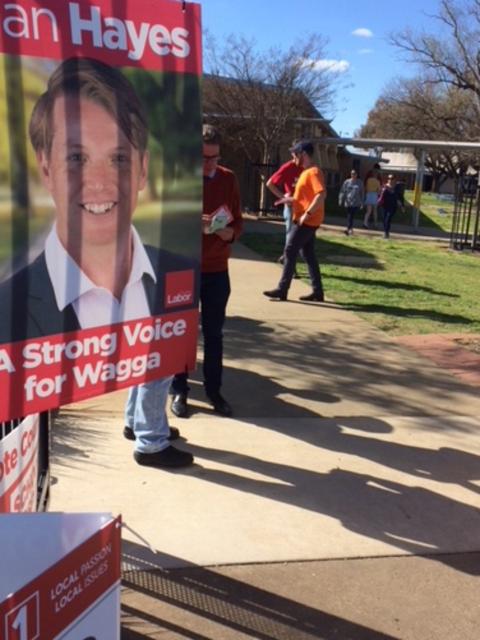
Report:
203,154,220,161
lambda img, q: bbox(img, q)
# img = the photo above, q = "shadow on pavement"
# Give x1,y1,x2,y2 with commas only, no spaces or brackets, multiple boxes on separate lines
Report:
186,440,480,575
121,540,400,640
221,315,480,418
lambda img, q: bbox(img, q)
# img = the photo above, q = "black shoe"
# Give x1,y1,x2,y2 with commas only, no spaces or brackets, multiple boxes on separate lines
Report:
263,289,287,301
207,393,233,417
123,425,180,441
134,446,193,468
299,292,324,302
171,394,188,418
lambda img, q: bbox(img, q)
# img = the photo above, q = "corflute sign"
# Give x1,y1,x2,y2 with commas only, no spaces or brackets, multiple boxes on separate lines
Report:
0,0,202,421
0,1,201,72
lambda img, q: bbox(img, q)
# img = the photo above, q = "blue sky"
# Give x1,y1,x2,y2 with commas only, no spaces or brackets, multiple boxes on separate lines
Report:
198,0,444,136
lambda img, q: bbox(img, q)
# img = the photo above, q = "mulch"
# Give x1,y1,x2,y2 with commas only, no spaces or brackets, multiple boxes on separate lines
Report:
393,334,480,388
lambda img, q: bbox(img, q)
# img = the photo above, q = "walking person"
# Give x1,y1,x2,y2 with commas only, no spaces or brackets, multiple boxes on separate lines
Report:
170,125,243,418
266,149,303,274
339,169,364,235
363,164,382,228
263,140,325,302
378,174,398,239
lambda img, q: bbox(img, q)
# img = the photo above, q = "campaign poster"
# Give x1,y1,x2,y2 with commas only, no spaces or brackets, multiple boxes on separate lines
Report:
0,0,202,422
0,414,39,512
0,513,121,638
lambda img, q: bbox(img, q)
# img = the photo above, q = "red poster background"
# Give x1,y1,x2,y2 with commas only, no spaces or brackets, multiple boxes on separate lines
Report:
0,309,199,422
0,0,202,73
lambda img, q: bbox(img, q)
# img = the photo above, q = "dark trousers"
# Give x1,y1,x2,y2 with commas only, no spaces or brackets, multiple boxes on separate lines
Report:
346,206,359,230
278,223,323,296
383,208,395,236
171,270,230,398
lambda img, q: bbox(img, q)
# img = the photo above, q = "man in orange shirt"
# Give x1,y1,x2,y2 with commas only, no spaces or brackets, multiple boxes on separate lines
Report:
263,140,325,302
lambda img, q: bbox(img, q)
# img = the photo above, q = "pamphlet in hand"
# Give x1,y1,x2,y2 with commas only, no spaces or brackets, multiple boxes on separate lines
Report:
203,205,234,234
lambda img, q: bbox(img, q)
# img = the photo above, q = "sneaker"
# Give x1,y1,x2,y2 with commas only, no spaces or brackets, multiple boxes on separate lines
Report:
171,394,188,418
277,255,285,264
134,446,193,468
207,392,233,417
263,289,287,301
299,292,324,302
123,426,180,441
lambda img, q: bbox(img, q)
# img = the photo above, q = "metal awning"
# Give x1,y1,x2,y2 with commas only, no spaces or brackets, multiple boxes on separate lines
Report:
315,137,480,228
316,137,480,152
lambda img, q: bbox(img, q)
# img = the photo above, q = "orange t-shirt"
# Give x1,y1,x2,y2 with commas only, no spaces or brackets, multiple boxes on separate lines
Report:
292,166,326,227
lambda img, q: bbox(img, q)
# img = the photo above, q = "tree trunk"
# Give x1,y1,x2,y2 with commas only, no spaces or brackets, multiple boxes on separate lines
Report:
258,145,271,216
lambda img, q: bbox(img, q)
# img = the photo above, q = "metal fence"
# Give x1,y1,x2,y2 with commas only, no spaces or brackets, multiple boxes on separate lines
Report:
450,176,480,251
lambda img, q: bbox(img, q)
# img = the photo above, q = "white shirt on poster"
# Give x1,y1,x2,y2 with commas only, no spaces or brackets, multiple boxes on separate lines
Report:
44,224,156,329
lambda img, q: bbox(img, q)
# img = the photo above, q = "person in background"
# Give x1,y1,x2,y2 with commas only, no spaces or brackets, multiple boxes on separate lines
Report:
338,169,364,235
378,174,398,239
394,179,406,212
170,125,243,419
263,140,325,302
266,148,303,275
363,163,382,228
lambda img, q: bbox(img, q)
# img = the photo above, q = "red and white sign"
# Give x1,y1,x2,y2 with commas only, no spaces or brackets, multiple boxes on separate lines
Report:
165,269,195,309
0,310,199,422
0,0,202,422
0,0,202,73
0,415,39,513
0,514,121,639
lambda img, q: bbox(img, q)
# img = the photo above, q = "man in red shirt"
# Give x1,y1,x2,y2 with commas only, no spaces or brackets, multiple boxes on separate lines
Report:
263,140,325,302
170,125,243,417
266,152,303,269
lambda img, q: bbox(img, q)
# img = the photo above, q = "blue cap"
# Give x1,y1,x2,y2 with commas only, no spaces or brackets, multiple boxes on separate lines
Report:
289,140,314,155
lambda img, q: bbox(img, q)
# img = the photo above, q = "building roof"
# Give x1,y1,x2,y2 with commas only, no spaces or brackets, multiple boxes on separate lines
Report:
379,151,423,173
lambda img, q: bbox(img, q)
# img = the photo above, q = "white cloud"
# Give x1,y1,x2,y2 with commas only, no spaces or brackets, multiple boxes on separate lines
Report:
358,48,374,55
310,58,350,73
352,27,373,38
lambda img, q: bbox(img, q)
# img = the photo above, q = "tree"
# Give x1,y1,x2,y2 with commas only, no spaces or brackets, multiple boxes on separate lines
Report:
203,33,340,211
390,0,480,112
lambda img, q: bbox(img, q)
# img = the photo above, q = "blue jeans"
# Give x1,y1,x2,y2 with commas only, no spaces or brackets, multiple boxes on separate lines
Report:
171,270,230,398
125,376,173,453
283,204,293,235
278,224,323,296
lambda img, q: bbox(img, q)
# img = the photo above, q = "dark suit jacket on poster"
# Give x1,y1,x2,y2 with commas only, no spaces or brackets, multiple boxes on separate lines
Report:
0,245,199,343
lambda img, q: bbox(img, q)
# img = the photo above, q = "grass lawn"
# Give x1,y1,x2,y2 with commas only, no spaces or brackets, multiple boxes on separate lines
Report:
400,190,454,233
242,230,480,336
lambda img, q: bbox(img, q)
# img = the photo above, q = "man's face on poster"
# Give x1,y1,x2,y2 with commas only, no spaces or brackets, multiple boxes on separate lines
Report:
37,95,149,252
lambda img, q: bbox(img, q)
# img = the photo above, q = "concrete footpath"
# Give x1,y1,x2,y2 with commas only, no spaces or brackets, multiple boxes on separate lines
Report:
49,228,480,639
